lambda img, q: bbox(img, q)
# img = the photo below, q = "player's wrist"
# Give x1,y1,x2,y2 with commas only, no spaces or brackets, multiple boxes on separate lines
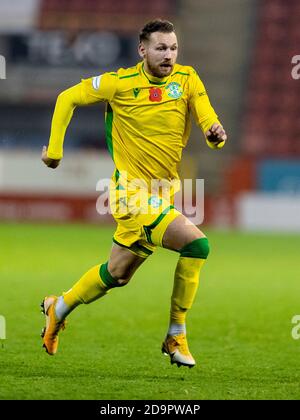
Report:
206,137,226,149
46,150,63,160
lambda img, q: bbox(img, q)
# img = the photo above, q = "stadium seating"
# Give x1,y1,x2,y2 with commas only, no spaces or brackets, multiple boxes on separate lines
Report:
242,0,300,156
38,0,176,32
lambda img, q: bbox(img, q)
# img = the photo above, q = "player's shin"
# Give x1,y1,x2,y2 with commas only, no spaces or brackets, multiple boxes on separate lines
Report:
57,263,115,320
41,263,120,355
168,237,209,334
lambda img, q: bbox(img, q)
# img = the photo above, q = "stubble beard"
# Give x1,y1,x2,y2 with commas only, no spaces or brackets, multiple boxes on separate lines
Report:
146,59,173,78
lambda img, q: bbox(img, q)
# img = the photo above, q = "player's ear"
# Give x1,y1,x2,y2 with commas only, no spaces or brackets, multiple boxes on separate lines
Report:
138,42,146,59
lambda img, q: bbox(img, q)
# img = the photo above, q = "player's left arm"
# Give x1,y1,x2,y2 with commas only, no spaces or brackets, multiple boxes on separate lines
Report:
189,69,227,149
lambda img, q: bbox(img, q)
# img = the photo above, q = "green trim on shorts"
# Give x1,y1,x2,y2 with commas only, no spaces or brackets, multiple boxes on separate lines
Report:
113,238,129,249
113,238,153,257
135,243,153,256
143,205,174,244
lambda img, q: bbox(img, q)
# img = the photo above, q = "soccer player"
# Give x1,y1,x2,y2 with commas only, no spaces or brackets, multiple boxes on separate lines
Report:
41,19,227,368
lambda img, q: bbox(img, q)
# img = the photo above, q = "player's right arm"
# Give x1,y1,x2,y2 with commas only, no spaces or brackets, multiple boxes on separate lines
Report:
42,73,118,168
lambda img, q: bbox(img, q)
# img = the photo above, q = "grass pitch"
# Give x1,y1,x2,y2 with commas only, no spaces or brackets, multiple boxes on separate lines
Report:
0,223,300,400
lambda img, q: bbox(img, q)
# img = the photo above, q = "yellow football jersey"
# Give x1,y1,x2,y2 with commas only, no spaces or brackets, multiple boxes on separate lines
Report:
47,61,219,184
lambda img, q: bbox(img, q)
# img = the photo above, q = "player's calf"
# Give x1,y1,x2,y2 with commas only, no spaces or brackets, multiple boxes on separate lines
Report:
163,237,210,367
39,257,140,355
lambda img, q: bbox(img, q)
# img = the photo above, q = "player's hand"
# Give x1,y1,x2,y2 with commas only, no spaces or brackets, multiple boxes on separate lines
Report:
41,146,61,169
205,123,227,144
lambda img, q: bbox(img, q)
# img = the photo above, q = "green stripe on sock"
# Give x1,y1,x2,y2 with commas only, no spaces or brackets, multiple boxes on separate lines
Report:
180,237,210,259
99,262,117,288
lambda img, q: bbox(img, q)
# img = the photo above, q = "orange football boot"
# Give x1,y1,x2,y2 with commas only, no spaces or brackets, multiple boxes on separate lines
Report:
162,333,196,368
40,296,66,355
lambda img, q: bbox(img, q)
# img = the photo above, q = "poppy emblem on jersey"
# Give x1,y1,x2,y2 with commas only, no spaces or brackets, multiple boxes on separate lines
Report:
166,82,183,99
149,87,162,102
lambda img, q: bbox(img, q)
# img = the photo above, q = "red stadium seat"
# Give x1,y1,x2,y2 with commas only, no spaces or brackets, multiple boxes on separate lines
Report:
242,0,300,156
38,0,176,31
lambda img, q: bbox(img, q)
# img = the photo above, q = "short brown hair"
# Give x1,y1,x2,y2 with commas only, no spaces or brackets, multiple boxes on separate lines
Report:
139,19,175,42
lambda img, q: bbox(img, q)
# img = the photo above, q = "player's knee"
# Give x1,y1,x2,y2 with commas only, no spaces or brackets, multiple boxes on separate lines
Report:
114,277,131,287
179,237,210,259
107,265,132,287
100,262,132,289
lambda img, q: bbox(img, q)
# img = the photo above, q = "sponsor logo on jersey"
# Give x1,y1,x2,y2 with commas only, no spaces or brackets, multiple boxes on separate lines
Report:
166,82,183,99
92,75,102,90
133,88,141,98
149,87,162,102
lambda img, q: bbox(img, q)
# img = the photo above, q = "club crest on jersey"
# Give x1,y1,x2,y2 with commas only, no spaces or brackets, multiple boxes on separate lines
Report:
148,196,162,208
166,82,183,99
149,87,162,102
